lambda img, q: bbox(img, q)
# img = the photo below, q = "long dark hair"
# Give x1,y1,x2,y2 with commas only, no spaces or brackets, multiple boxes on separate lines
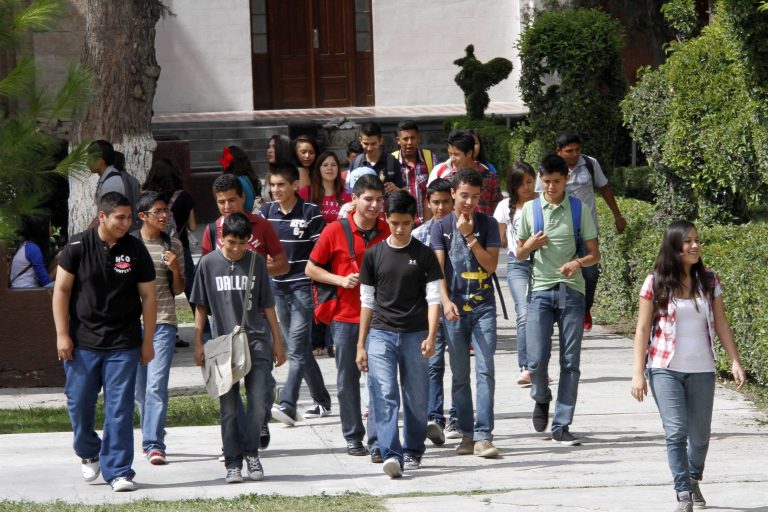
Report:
652,220,715,313
310,151,344,205
506,161,536,221
292,134,319,169
268,134,293,167
222,145,262,197
143,158,183,202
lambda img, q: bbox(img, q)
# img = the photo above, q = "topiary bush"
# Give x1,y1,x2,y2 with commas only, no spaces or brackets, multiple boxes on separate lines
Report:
596,198,768,385
518,7,627,169
453,45,513,120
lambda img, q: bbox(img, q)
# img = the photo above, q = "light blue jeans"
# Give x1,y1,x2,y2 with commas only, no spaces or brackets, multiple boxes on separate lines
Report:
65,346,140,483
330,321,377,449
367,328,429,462
135,323,176,453
274,288,331,415
507,257,532,369
526,284,585,433
648,369,715,493
442,302,497,441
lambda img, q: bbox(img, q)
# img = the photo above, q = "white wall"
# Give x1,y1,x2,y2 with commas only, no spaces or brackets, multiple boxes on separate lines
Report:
154,0,253,114
372,0,525,106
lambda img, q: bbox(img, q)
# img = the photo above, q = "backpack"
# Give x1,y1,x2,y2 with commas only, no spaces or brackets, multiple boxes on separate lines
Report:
391,148,435,174
581,155,596,187
532,195,583,253
101,167,141,226
311,218,356,325
351,153,399,186
165,190,181,238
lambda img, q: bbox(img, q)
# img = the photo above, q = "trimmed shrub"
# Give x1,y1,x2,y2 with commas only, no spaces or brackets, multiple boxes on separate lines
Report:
602,166,656,202
518,8,627,169
444,117,516,175
596,198,768,385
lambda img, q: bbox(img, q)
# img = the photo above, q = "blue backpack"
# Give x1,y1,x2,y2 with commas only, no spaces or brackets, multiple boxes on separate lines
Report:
532,195,583,255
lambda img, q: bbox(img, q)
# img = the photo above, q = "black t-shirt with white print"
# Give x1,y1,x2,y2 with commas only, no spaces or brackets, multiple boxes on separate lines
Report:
360,237,443,333
58,227,156,351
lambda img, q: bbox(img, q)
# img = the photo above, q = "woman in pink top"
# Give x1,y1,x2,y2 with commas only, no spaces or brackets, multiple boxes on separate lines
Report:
299,151,350,224
630,220,745,512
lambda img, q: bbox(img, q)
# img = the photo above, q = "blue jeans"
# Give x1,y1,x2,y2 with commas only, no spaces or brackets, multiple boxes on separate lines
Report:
507,258,532,369
648,369,715,493
427,323,447,424
527,284,585,433
274,289,331,414
330,320,377,449
442,302,497,441
367,328,429,462
135,323,176,452
64,347,140,483
219,359,272,469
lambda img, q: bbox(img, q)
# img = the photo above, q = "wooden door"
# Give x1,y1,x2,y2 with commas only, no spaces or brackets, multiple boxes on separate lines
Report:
261,0,372,108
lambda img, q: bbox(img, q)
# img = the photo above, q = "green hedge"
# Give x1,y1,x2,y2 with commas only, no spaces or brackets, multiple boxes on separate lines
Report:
596,198,768,385
444,117,516,176
603,166,656,202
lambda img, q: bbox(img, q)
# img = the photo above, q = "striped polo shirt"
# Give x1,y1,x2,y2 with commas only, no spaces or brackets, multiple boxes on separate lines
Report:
260,197,324,294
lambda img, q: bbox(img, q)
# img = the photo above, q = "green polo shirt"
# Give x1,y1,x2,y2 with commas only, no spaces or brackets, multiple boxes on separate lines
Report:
518,192,597,295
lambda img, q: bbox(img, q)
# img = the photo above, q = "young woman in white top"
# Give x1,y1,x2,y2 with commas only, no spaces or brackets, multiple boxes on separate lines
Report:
493,162,537,386
631,220,746,512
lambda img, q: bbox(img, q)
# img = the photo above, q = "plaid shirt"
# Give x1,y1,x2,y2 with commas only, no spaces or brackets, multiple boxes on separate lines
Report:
640,270,722,368
430,160,502,216
395,149,435,225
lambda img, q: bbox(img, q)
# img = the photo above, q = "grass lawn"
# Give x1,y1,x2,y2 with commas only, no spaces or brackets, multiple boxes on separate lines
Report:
0,394,221,435
0,494,386,511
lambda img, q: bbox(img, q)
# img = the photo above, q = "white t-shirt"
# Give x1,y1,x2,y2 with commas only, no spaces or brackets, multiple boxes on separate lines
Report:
668,297,715,373
493,198,523,258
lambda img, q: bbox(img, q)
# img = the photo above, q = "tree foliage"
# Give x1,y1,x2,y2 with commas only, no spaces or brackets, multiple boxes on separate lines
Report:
453,45,512,120
0,0,91,243
518,8,626,168
622,13,768,224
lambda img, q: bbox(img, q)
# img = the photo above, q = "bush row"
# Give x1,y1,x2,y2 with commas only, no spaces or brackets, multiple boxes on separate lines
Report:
596,198,768,385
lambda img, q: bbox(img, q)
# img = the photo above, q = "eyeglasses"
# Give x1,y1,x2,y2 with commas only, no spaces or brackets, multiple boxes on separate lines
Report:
146,208,170,216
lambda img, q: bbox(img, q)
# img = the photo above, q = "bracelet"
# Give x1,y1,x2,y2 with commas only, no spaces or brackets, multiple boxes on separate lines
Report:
467,238,477,250
462,232,473,239
574,259,583,268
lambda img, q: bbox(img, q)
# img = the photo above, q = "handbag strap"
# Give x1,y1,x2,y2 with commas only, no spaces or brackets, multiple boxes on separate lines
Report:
239,250,258,330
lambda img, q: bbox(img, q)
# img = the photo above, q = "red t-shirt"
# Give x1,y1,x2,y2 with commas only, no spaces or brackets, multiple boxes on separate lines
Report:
201,211,284,260
299,186,352,224
309,213,390,323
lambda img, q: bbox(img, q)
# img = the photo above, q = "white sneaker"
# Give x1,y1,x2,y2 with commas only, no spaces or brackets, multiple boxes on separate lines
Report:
110,476,135,492
81,457,100,482
382,457,403,479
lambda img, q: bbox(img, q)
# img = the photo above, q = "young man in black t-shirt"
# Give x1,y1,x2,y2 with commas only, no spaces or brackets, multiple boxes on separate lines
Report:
53,192,157,492
356,191,443,478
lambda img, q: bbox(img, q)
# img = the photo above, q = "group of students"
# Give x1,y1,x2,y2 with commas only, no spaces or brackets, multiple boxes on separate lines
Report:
49,125,747,512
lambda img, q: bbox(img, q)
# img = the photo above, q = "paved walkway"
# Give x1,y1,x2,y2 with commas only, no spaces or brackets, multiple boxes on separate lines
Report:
1,265,766,511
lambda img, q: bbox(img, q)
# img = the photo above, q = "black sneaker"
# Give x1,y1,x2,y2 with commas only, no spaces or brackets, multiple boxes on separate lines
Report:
690,478,706,508
260,424,271,449
426,420,446,446
676,491,693,512
403,454,421,469
271,404,297,426
551,429,580,446
444,417,462,439
346,440,368,456
532,401,549,433
245,455,264,481
304,403,331,418
370,447,383,463
327,345,335,358
225,467,243,484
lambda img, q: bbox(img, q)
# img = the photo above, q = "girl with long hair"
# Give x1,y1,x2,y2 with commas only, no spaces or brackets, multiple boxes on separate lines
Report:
493,162,537,386
299,151,350,224
267,134,293,167
631,220,745,512
9,216,56,288
292,134,319,189
219,145,262,211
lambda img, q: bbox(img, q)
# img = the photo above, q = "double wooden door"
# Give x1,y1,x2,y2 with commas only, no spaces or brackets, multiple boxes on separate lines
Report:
254,0,374,109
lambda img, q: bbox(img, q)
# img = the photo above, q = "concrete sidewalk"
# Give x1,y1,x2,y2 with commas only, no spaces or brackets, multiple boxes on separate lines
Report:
1,281,766,511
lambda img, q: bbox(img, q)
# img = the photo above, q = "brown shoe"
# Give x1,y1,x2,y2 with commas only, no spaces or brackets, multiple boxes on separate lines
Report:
456,436,474,455
474,439,499,458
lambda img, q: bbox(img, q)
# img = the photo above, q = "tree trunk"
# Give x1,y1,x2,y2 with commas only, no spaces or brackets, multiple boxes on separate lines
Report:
68,0,164,234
